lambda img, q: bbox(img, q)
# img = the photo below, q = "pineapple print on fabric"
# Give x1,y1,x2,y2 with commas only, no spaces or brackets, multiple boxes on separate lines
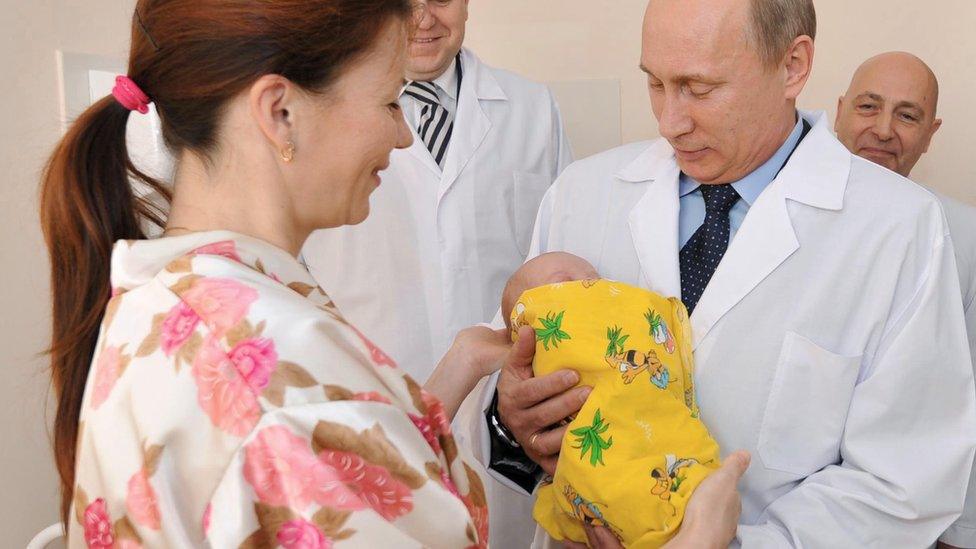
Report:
512,279,721,548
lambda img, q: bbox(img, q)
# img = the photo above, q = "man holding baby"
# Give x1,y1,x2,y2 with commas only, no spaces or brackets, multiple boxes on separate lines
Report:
466,0,976,546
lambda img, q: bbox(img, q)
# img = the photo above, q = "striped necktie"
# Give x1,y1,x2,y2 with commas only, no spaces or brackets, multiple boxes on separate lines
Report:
402,80,454,168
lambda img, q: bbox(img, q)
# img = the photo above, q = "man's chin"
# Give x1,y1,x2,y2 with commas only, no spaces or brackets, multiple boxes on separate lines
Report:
675,158,720,184
858,151,899,172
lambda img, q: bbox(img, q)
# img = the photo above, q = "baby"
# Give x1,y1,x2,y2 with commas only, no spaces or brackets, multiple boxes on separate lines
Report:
502,252,721,548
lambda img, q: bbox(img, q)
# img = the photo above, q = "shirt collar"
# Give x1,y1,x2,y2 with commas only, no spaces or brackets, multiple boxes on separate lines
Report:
679,114,806,206
400,57,460,101
433,56,459,100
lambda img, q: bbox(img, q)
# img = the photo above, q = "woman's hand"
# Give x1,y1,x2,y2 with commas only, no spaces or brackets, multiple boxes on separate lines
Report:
424,326,511,419
562,524,625,548
562,451,750,549
666,450,751,549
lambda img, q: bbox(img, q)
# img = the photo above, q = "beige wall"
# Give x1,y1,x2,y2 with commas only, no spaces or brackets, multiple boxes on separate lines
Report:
0,0,133,543
466,0,976,205
1,0,974,544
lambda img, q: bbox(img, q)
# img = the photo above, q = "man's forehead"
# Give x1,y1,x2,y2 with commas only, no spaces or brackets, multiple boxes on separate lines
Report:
642,0,753,74
849,73,934,111
848,56,938,110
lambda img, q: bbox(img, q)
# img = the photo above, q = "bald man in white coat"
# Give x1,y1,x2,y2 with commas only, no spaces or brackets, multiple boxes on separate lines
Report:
835,51,976,549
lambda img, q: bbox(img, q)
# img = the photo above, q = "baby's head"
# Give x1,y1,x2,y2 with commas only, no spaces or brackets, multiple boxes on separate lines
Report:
502,252,599,329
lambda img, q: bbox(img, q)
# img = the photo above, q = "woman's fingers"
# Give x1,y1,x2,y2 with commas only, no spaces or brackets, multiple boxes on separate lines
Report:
583,524,624,549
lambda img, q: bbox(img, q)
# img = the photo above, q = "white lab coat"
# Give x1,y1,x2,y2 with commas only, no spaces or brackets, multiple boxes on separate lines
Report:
463,111,976,548
938,193,976,548
303,47,572,549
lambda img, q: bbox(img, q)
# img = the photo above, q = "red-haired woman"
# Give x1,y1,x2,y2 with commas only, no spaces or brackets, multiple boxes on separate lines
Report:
39,0,746,546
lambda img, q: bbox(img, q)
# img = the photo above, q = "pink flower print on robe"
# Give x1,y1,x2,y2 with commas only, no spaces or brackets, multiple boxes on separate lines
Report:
409,414,442,455
192,337,260,436
126,469,161,530
319,450,413,521
421,390,452,436
352,391,392,404
243,426,364,510
160,302,200,357
91,345,127,410
277,518,331,549
181,278,258,336
348,326,397,368
466,501,489,549
83,498,114,549
228,338,277,393
193,241,242,262
202,503,212,535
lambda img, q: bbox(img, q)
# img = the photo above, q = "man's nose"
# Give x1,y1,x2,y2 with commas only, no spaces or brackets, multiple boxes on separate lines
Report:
872,113,895,141
657,95,694,140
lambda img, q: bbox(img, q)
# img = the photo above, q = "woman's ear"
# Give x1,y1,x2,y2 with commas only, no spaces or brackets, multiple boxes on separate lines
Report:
248,74,295,156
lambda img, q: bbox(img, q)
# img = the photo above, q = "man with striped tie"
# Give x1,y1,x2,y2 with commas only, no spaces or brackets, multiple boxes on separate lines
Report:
302,1,572,546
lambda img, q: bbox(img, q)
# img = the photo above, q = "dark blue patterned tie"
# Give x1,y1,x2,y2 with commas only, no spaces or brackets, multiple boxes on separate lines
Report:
679,184,741,314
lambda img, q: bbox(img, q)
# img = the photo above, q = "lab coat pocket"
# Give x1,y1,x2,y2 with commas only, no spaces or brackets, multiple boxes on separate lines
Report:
757,331,862,476
513,171,553,256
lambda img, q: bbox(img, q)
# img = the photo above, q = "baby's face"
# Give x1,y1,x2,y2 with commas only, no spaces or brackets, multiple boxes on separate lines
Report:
503,253,599,325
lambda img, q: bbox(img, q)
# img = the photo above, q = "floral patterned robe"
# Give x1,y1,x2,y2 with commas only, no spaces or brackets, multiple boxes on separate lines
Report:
68,231,489,548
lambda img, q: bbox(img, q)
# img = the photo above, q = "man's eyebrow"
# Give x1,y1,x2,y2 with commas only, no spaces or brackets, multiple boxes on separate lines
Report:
854,92,885,103
638,65,719,84
854,92,926,115
894,100,925,115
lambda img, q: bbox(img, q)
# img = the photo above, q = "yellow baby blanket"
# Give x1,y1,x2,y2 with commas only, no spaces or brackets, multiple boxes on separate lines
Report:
511,279,721,547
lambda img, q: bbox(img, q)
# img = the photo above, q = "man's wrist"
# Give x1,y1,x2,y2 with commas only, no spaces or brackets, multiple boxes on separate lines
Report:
487,390,520,448
484,389,543,493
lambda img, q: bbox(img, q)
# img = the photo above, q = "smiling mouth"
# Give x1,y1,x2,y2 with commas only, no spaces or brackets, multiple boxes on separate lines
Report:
861,148,895,156
412,37,442,44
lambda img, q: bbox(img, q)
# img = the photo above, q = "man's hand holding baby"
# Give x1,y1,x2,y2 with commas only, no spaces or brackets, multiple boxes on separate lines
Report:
497,325,592,475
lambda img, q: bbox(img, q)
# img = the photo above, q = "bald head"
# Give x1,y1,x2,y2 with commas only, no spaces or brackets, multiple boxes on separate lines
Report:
850,52,939,113
835,52,942,177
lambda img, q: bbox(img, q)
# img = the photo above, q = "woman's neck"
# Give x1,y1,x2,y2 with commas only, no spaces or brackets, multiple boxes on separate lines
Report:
165,151,308,257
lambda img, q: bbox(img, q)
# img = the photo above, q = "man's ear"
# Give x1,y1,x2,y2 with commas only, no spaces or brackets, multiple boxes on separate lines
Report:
835,96,845,128
783,35,814,101
923,118,943,153
248,74,295,156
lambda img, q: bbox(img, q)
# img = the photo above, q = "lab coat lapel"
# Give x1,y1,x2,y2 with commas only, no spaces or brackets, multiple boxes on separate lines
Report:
438,49,507,204
624,140,683,298
403,124,442,178
689,111,850,349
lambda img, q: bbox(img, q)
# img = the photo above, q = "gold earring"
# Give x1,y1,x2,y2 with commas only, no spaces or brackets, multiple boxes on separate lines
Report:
281,141,296,163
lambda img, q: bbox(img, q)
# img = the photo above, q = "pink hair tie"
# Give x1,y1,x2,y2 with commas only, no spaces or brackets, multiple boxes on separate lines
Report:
112,75,150,114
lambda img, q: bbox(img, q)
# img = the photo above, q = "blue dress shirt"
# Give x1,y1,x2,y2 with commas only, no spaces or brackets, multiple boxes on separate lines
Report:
678,116,806,248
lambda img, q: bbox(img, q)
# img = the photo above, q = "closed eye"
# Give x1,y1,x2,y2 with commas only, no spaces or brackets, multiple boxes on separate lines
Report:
687,84,716,97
